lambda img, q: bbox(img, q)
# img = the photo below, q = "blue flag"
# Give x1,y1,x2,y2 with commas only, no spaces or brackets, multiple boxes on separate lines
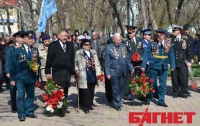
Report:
38,0,57,33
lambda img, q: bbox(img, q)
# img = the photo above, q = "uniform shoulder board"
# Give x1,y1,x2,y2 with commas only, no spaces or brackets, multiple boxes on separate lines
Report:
9,44,15,46
15,45,22,48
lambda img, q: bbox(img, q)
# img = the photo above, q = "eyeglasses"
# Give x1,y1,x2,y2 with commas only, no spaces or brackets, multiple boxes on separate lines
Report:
84,44,90,46
128,31,135,34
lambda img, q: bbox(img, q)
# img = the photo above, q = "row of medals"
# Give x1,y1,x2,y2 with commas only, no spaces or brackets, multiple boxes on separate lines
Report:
85,56,92,71
110,48,120,59
18,53,26,62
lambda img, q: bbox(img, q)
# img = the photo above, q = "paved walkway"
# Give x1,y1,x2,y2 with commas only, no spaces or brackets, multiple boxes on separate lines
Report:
0,80,200,126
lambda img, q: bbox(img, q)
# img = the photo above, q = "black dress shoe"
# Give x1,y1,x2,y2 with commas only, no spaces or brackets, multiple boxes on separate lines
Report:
91,103,97,107
115,107,121,111
158,103,168,107
173,94,178,98
89,106,94,110
11,109,18,113
179,94,188,98
123,96,132,101
60,113,65,117
153,95,159,99
26,114,37,118
19,117,26,121
65,110,70,113
138,96,146,101
144,101,150,105
83,109,89,114
185,91,191,96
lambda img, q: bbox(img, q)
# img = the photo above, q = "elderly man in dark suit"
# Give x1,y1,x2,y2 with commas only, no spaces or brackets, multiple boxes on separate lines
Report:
45,30,75,117
105,33,134,111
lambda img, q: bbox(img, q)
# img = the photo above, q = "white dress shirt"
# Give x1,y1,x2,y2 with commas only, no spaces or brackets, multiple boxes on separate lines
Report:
84,50,90,58
24,44,31,54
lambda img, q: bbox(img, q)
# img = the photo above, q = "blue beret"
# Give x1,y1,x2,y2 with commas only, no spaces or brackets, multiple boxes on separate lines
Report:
141,28,152,34
42,34,50,41
13,31,25,38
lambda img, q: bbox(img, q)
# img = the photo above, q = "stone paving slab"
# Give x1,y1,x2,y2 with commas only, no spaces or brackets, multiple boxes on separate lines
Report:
0,82,200,126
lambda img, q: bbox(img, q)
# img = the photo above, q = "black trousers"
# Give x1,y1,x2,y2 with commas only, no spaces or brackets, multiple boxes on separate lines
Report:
79,82,96,110
64,87,69,99
105,74,112,101
171,66,188,95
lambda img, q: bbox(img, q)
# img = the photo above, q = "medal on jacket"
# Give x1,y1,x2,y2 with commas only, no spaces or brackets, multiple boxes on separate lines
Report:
121,47,126,58
182,40,186,49
18,53,24,62
111,47,119,59
137,42,142,48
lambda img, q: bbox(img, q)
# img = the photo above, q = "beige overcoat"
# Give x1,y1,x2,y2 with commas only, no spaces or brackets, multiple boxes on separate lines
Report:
75,49,101,89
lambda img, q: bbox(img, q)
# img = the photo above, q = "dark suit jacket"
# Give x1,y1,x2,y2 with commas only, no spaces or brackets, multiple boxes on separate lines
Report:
45,40,75,88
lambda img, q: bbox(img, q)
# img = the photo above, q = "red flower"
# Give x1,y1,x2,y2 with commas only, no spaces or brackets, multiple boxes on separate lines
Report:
190,82,198,90
52,104,57,109
42,93,48,101
152,90,155,93
144,90,148,93
140,87,143,90
132,80,137,84
35,82,40,88
149,88,153,91
149,78,154,84
141,73,145,77
131,90,135,93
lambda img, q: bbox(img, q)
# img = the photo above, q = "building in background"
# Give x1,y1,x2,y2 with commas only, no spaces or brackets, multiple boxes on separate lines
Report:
0,0,18,36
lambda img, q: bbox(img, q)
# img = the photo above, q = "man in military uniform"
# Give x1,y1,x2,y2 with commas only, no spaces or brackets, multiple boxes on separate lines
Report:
5,31,24,113
10,31,40,121
171,25,193,98
141,29,175,107
123,26,142,101
105,33,134,111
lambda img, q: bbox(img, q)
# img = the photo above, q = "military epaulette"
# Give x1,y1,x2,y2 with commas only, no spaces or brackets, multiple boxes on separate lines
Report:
9,44,14,46
15,45,22,48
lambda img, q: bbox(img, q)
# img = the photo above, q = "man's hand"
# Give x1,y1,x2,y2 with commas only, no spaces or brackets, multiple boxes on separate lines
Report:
45,74,52,79
141,68,145,72
131,70,134,75
187,62,192,68
11,81,15,86
6,73,10,78
107,75,111,79
191,59,194,64
76,71,80,76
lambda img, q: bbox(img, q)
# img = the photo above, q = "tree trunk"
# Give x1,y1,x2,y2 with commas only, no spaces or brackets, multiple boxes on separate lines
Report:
141,0,148,29
4,0,12,35
0,13,6,35
147,0,158,30
108,0,124,37
175,0,185,23
165,0,173,25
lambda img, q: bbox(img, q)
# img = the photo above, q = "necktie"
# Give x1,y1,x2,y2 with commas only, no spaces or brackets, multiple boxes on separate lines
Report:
160,42,163,48
28,47,31,59
63,43,66,52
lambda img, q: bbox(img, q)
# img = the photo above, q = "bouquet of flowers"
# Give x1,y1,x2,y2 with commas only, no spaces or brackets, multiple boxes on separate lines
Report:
97,73,104,82
27,50,40,73
129,73,155,97
131,51,142,62
42,78,67,115
185,60,198,90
